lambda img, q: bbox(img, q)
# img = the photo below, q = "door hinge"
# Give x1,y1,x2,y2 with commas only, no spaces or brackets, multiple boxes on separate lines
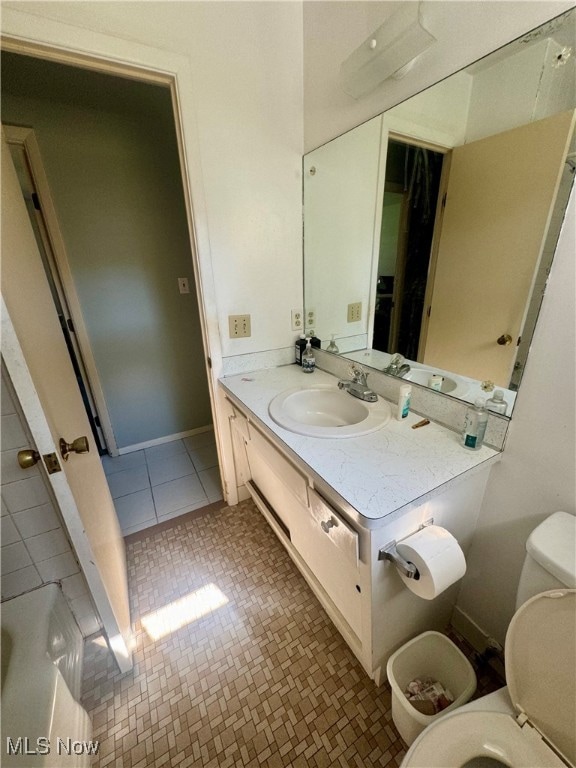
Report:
207,356,212,369
43,452,62,474
441,192,447,209
67,317,75,333
32,192,41,211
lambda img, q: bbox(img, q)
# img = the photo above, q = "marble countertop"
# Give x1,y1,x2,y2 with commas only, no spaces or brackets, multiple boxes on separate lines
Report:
220,365,500,527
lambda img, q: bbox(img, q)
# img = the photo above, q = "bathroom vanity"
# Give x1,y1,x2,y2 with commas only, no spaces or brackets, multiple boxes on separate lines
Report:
220,366,499,684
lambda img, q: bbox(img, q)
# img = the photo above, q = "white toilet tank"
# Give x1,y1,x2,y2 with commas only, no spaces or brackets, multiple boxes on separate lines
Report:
516,511,576,608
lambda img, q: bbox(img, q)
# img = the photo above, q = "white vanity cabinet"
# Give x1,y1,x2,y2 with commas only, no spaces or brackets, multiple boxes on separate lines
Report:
229,402,366,644
221,372,497,684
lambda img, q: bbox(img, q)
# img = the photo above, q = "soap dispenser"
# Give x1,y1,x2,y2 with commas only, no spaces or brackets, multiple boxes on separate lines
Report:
302,339,316,373
326,335,339,353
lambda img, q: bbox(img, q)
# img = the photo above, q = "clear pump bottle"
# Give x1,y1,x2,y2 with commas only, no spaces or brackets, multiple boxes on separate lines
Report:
302,339,316,373
462,398,488,450
486,390,507,415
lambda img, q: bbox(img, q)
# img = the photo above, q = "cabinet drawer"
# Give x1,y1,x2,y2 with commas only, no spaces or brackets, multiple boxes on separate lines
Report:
230,404,250,441
308,488,359,567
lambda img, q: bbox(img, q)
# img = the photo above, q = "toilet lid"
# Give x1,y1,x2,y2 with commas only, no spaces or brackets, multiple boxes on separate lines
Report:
403,710,566,768
505,589,576,765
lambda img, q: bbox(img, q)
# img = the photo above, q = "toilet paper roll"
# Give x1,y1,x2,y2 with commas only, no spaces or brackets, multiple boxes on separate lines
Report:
396,525,466,600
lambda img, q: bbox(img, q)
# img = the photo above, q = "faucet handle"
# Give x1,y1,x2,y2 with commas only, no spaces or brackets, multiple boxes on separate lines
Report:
351,365,368,385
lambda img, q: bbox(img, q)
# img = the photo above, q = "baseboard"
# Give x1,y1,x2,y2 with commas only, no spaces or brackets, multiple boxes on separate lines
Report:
451,606,490,653
117,425,213,454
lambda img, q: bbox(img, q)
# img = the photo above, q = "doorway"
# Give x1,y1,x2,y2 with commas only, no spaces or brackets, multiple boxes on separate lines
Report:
2,50,221,533
373,138,445,360
2,52,211,444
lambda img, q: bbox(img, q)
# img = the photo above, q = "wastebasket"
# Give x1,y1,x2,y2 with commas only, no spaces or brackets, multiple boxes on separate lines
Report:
386,631,477,746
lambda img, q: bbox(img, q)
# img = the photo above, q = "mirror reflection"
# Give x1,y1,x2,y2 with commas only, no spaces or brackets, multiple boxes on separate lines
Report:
304,9,575,416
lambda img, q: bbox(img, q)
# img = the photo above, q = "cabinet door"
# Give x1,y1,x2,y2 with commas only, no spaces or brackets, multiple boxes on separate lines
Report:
245,425,308,533
293,489,362,637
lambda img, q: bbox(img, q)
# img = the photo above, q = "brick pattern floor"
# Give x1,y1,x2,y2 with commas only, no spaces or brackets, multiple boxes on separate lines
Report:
81,499,502,768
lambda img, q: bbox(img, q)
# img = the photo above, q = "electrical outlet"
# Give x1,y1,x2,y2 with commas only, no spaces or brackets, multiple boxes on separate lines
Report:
178,277,190,294
306,309,315,329
228,314,251,338
291,309,303,331
347,302,362,323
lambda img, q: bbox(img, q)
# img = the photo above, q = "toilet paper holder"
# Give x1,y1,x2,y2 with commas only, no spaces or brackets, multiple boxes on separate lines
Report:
378,518,433,579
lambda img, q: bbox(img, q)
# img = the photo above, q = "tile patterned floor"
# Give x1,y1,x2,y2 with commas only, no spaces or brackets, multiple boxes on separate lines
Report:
102,432,222,536
81,500,409,768
82,499,504,767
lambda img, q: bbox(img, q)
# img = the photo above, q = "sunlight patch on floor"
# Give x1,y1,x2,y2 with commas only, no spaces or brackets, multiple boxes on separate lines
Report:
141,583,229,640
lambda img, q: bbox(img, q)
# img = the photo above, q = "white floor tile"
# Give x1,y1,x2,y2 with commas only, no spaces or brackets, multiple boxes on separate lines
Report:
152,474,208,518
1,566,42,600
114,489,156,532
147,452,195,487
1,540,32,575
24,529,71,563
1,515,21,546
198,467,223,502
107,466,150,499
187,443,219,471
12,503,61,538
2,477,51,515
36,551,79,581
144,440,186,462
102,451,146,476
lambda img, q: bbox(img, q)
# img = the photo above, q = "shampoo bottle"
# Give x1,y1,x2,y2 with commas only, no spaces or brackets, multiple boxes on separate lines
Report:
462,398,488,450
302,339,316,373
396,384,412,420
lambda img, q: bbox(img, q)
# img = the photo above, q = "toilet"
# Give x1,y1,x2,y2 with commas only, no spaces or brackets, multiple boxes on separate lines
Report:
401,511,576,768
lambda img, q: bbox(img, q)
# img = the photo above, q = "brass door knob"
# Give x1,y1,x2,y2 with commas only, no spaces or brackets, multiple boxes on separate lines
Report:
59,436,90,461
497,334,513,346
18,449,40,469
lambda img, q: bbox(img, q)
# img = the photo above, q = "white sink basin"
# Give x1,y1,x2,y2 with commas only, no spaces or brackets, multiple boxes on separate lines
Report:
404,367,468,397
268,386,391,438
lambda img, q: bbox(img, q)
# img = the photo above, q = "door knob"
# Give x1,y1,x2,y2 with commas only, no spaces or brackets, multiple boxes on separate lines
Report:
17,449,41,469
59,436,90,461
497,334,513,346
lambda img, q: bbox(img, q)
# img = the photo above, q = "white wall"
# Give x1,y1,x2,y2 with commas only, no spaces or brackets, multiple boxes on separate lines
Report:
303,1,574,151
2,1,304,368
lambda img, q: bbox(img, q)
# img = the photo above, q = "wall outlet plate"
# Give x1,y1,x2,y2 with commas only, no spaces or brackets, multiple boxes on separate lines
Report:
229,314,251,338
291,309,303,331
347,302,362,323
306,308,315,328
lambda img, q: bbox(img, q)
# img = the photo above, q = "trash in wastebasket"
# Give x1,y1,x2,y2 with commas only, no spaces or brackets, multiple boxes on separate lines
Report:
404,677,454,716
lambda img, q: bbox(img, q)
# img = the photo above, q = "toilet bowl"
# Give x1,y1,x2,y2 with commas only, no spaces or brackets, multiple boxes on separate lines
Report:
401,589,576,768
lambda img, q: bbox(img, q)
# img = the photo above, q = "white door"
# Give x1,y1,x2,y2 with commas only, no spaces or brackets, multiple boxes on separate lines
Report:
1,131,132,672
423,109,575,386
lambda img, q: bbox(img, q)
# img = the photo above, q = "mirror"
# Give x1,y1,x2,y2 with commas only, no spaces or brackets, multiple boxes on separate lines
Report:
304,9,575,417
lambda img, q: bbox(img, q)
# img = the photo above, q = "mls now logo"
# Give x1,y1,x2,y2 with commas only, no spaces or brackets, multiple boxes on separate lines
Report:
6,737,100,757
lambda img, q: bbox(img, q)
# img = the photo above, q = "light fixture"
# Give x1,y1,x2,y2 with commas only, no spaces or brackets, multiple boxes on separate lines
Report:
340,2,436,99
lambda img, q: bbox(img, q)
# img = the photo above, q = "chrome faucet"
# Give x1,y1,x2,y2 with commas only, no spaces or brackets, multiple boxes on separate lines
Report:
338,365,378,402
384,353,411,378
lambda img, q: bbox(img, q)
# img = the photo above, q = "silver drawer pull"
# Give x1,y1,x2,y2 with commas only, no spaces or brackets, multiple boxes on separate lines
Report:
321,517,338,533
